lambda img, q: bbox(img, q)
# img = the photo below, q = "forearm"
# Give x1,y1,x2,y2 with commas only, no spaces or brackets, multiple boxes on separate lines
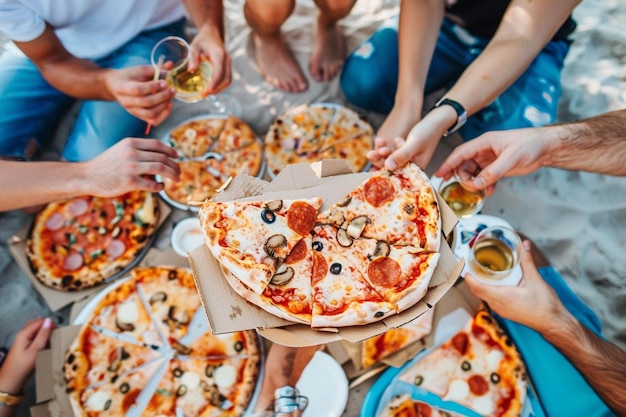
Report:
542,110,626,175
542,314,626,416
0,161,90,211
183,0,225,40
0,364,28,417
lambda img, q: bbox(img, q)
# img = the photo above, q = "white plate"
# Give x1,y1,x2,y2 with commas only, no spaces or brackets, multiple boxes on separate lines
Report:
170,217,204,257
296,351,349,417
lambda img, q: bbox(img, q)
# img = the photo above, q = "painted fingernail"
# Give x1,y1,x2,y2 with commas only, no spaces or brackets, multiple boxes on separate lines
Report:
473,176,486,188
385,159,397,171
43,317,53,328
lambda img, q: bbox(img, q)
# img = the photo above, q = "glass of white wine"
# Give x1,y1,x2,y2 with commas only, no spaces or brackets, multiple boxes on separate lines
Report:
468,226,522,284
150,36,239,114
438,174,486,218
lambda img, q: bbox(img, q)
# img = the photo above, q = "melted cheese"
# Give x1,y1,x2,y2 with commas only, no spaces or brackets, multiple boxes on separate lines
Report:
214,364,237,388
181,371,200,390
85,391,110,411
137,192,156,224
472,395,496,416
445,378,470,401
117,302,139,324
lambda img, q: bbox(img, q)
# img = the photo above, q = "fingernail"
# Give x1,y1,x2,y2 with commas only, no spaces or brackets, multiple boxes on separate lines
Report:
385,159,397,171
43,317,53,328
473,176,486,188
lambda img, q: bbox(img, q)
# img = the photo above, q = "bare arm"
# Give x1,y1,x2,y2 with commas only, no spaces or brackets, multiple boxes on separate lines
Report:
0,138,180,211
435,109,626,193
382,0,581,170
465,241,626,416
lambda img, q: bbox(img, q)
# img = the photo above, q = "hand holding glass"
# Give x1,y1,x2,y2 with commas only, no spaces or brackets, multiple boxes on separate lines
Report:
438,174,486,218
469,226,522,284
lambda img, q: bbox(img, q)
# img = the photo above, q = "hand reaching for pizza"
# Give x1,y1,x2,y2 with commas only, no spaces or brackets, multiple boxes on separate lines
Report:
0,318,55,400
82,138,181,196
463,240,569,335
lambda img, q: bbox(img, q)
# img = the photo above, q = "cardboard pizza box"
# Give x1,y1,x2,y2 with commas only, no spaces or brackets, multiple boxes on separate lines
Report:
188,160,465,347
7,200,172,312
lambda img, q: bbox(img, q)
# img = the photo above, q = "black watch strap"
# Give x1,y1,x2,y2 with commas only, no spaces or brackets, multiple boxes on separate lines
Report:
433,97,467,136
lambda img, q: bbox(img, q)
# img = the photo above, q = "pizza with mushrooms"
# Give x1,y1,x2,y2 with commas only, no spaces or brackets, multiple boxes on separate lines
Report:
27,191,159,291
63,266,261,417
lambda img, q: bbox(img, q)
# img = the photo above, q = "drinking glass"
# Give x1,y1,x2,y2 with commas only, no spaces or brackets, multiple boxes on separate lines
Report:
438,174,486,218
150,36,239,114
468,226,522,284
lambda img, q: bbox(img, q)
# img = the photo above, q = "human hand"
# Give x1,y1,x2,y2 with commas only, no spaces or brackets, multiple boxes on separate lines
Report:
0,318,55,392
434,127,550,195
80,138,181,196
188,26,232,95
464,240,569,335
104,66,176,126
368,105,424,169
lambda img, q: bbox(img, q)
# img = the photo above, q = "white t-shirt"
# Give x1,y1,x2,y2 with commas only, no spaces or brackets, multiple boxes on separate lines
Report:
0,0,187,59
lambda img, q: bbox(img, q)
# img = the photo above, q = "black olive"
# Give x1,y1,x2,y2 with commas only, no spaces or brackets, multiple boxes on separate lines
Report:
67,353,75,364
104,399,112,410
330,263,342,274
414,375,424,386
168,270,178,280
312,241,323,251
461,360,471,371
173,368,184,378
490,372,501,384
375,311,384,318
234,341,244,352
120,382,130,394
73,280,82,288
261,209,276,224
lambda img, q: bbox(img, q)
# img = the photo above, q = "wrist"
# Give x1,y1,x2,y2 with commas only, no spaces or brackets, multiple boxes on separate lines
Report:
431,97,467,136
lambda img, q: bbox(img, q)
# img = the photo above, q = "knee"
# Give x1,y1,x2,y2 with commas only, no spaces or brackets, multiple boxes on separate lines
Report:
340,53,391,113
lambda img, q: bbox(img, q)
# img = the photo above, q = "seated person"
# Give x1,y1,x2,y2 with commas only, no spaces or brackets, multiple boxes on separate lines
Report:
0,0,229,162
340,0,580,170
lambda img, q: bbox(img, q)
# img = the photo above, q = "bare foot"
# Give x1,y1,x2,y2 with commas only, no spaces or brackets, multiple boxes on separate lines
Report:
252,33,308,93
310,20,346,82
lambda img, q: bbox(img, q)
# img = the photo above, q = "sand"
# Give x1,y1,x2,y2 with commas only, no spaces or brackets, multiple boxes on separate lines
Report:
1,0,624,415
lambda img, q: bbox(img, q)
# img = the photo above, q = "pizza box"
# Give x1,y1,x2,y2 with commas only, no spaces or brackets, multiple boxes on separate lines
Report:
7,199,172,312
31,248,203,417
188,160,465,347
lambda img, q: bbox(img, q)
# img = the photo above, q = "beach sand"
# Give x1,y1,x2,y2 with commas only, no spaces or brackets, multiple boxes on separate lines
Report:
1,0,624,415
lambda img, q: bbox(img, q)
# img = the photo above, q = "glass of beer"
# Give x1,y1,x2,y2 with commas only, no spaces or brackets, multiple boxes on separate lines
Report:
468,226,522,283
438,175,486,218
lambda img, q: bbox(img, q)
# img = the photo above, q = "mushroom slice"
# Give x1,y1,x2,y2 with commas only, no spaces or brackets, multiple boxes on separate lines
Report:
172,340,192,355
264,234,287,258
346,215,371,239
336,228,353,247
115,317,135,332
327,209,345,227
336,196,352,207
149,291,167,305
368,240,391,260
270,265,295,286
265,200,283,212
107,347,125,372
168,306,190,325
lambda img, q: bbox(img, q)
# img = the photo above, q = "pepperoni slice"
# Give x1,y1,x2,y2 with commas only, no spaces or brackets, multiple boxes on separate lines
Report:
45,212,65,231
468,374,489,396
63,252,84,271
311,252,327,286
106,239,126,260
451,332,469,355
415,402,434,417
68,198,89,216
287,202,317,235
284,239,307,264
363,176,395,207
368,257,401,287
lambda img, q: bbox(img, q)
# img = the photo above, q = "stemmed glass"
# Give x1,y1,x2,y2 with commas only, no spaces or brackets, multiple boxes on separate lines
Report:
150,36,240,115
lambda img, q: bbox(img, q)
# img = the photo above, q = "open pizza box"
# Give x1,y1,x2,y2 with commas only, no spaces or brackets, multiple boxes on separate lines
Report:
31,246,191,417
7,200,172,312
188,160,465,347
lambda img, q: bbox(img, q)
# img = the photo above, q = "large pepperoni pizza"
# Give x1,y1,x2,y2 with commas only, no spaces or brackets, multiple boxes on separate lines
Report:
199,163,441,328
26,191,159,291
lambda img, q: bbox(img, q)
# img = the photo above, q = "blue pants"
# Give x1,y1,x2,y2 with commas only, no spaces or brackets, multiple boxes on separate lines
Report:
503,266,616,417
0,19,185,162
340,17,570,140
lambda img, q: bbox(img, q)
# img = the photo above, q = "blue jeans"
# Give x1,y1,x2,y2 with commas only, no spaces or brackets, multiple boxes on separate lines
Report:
500,266,616,417
0,19,186,162
340,17,570,140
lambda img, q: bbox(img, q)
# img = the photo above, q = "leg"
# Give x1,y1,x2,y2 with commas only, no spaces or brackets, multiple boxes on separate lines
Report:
62,20,186,161
0,46,75,160
244,0,308,93
460,40,570,140
309,0,355,82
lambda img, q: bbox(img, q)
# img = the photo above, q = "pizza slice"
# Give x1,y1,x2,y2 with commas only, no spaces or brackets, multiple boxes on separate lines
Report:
88,279,163,347
63,325,162,392
212,115,258,153
217,138,264,178
187,329,261,359
68,357,165,417
163,159,225,206
265,104,335,155
133,267,202,353
222,236,314,324
169,117,226,158
310,226,395,328
361,308,435,369
377,393,464,417
323,106,373,150
316,163,441,250
200,197,322,294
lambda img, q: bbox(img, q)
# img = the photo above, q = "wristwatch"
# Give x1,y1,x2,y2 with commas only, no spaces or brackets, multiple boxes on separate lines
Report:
433,97,467,136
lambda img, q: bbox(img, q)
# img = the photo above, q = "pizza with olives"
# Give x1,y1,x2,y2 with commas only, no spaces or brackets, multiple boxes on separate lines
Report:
26,191,159,291
63,266,261,417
